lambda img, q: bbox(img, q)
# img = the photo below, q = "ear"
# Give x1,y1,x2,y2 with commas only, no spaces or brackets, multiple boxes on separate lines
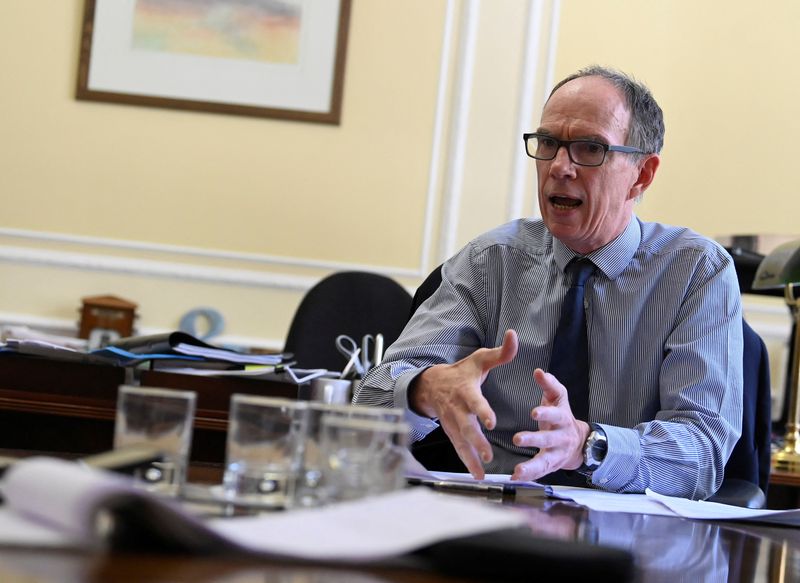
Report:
627,154,660,201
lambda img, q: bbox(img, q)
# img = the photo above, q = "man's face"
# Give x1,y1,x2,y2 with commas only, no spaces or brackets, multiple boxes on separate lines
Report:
536,76,648,254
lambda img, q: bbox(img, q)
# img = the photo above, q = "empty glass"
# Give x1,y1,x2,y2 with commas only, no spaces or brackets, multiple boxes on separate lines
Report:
293,403,406,508
319,414,409,503
113,385,197,497
223,395,309,510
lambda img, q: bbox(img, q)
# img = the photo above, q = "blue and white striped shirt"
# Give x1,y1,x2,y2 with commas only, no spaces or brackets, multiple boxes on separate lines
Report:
355,216,743,499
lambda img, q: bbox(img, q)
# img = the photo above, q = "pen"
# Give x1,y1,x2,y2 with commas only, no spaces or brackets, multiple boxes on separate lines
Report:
340,348,361,379
374,333,384,366
407,477,513,496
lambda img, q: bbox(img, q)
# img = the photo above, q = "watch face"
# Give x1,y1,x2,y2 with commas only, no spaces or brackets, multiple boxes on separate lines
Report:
584,430,607,470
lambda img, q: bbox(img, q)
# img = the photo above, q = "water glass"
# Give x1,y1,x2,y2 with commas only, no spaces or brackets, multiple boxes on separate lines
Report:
319,414,409,503
113,385,197,496
293,403,406,508
223,395,309,509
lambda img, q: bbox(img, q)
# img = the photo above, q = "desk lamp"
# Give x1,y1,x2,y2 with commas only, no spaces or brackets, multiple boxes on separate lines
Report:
753,239,800,474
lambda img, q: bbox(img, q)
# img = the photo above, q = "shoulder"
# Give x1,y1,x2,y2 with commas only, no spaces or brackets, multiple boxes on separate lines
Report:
637,219,733,270
467,218,552,258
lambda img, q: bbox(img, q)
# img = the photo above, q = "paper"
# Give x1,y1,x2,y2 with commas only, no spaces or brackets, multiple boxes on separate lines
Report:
163,365,330,384
0,457,527,561
644,489,800,526
545,485,800,526
546,486,676,517
404,457,800,526
404,455,545,492
208,489,526,561
173,342,283,365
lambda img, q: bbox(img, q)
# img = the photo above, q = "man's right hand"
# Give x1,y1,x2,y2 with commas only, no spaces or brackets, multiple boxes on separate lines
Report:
408,329,519,479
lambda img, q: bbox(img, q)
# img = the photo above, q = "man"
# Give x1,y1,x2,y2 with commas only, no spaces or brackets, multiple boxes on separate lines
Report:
354,66,743,500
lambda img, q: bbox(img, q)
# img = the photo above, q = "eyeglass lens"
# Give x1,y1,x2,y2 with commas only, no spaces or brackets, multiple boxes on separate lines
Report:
527,136,606,167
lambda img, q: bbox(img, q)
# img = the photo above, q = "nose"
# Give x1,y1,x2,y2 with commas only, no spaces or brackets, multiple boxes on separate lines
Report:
548,145,577,179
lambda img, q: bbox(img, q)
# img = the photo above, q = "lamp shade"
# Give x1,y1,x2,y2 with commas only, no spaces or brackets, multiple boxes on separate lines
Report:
752,239,800,290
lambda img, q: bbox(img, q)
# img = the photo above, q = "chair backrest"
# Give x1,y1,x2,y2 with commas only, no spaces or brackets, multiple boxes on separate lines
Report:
725,320,772,493
284,271,412,371
407,265,772,498
408,263,444,320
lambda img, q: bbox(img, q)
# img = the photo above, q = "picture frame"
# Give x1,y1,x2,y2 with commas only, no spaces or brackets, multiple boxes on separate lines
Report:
76,0,351,124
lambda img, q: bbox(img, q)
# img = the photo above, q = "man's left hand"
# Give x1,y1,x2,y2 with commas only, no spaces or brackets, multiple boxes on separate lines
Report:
510,368,591,481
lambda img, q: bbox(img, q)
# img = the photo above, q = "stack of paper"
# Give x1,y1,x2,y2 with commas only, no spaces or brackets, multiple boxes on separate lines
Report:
0,457,527,561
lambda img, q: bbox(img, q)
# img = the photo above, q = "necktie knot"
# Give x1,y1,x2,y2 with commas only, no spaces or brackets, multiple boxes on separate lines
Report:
567,258,595,288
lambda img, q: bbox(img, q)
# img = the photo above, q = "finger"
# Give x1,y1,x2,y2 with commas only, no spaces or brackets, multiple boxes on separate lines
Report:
530,405,567,426
458,415,494,464
463,391,497,431
441,421,487,479
534,368,569,407
512,429,557,450
473,329,519,372
512,454,553,482
496,329,519,365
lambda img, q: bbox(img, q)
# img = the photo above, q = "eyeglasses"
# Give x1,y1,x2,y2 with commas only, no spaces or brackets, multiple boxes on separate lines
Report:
523,132,646,167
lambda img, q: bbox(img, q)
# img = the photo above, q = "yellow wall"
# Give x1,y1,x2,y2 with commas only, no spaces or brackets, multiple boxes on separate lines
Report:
0,0,798,349
555,1,800,236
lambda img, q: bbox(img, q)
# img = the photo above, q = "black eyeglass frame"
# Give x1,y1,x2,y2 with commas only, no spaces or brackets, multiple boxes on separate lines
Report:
522,132,647,167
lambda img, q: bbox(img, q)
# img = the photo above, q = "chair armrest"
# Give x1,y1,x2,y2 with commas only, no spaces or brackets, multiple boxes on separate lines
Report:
706,478,766,509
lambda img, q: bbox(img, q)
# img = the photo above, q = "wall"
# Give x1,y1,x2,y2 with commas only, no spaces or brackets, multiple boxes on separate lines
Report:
0,1,797,368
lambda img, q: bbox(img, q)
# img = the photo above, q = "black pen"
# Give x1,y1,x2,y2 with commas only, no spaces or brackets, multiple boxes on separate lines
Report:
407,477,514,496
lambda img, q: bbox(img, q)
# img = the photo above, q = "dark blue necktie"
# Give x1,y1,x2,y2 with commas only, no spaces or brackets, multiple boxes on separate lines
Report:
548,259,595,421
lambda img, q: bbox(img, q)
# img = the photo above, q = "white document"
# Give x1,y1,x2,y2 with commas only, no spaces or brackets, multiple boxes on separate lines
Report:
404,454,545,493
546,486,677,517
173,342,283,365
208,489,527,561
644,489,800,526
0,457,527,561
404,459,800,526
548,485,800,526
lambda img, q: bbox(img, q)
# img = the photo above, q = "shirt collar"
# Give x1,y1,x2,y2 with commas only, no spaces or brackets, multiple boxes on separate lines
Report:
552,215,641,280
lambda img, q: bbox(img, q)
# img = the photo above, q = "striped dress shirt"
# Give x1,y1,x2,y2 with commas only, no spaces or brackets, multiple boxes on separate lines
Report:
355,215,743,500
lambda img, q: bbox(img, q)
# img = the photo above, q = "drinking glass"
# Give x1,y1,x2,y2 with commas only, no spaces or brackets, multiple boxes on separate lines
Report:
293,403,406,508
223,395,309,510
113,385,197,497
318,414,409,503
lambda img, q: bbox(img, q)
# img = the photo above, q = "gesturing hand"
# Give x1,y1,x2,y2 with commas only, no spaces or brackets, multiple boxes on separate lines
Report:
510,368,590,481
409,329,519,479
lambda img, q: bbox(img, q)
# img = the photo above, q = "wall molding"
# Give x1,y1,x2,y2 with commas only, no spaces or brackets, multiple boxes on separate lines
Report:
2,1,562,290
438,0,481,263
0,2,469,288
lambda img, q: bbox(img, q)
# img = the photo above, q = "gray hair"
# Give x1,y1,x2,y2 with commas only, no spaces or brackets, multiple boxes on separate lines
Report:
548,65,664,155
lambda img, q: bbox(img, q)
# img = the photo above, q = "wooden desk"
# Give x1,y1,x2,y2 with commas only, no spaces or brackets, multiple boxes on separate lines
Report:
0,353,299,470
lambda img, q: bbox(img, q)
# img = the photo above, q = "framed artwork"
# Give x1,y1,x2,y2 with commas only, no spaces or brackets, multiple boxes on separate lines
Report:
76,0,351,124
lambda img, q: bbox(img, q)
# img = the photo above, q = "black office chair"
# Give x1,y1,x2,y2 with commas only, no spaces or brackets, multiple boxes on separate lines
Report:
706,320,771,508
283,271,412,372
407,264,771,508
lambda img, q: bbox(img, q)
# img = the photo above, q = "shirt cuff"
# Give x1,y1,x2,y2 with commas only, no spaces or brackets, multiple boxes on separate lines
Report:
588,424,641,489
393,367,440,437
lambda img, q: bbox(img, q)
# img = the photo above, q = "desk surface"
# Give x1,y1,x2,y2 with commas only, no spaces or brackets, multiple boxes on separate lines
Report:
0,488,799,582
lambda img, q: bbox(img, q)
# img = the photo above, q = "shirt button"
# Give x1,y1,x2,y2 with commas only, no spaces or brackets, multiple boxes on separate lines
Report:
601,478,609,484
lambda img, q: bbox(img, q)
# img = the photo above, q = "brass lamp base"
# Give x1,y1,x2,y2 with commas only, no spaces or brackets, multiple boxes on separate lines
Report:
772,444,800,475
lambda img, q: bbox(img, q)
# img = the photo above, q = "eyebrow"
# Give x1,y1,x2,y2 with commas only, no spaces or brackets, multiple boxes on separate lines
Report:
534,128,609,143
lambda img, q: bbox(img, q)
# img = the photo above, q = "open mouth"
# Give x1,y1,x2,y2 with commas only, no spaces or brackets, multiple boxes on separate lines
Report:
549,195,582,210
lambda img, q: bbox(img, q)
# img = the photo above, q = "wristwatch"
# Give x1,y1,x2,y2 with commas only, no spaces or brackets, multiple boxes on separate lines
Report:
579,423,608,475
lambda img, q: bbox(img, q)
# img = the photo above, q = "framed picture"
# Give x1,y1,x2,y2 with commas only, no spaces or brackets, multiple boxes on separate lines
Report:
77,0,351,124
